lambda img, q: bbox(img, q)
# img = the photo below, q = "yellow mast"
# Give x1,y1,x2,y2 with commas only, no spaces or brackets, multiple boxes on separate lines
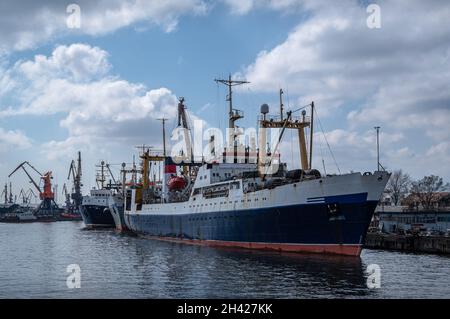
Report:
259,91,313,171
298,110,309,170
140,149,150,189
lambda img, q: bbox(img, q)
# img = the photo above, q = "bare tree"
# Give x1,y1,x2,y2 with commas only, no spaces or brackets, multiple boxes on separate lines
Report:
386,170,411,206
410,175,448,209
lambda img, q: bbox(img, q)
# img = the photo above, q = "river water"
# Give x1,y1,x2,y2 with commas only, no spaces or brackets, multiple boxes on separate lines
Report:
0,221,449,298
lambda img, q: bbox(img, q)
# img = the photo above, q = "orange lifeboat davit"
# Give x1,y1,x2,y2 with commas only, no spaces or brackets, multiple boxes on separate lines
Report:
168,176,186,191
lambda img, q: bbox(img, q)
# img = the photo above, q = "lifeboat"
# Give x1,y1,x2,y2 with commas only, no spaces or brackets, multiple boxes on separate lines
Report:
168,176,186,191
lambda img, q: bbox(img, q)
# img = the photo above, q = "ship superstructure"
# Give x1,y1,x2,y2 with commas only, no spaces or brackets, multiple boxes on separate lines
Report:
123,77,390,256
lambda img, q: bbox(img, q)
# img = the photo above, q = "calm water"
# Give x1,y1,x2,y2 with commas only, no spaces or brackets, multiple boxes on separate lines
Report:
0,221,449,299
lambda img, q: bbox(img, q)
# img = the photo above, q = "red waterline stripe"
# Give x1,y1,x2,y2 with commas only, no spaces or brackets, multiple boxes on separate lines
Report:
141,235,362,257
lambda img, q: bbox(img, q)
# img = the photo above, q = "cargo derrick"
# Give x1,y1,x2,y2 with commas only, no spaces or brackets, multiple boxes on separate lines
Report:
8,161,59,216
67,152,83,212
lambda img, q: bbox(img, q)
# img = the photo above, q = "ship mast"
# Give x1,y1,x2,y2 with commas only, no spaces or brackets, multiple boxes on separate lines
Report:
215,75,249,162
3,183,7,204
259,97,314,173
279,89,284,121
9,182,13,204
136,145,163,190
215,75,249,130
158,118,168,157
309,102,314,170
95,161,107,189
177,97,193,165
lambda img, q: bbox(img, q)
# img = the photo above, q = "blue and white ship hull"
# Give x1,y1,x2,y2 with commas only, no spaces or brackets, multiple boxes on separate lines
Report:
80,189,115,228
108,195,127,231
125,170,389,256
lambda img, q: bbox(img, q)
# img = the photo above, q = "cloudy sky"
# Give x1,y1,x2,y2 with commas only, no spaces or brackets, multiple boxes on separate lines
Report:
0,0,449,202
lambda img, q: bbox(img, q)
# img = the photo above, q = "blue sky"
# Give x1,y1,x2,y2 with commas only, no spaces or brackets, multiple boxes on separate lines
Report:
0,0,449,202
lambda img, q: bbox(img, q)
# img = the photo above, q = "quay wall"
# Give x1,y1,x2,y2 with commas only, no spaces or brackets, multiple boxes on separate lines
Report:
365,233,450,254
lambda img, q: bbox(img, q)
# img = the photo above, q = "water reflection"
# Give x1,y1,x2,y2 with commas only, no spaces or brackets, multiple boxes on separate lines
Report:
130,239,371,298
1,222,449,298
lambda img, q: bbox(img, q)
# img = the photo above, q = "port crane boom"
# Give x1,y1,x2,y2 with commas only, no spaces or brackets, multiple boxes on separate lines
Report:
67,151,82,209
8,161,58,214
176,97,194,165
8,161,48,199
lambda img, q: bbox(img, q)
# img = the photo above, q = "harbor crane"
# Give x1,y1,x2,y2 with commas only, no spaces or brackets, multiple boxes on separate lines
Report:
67,151,83,210
175,97,197,173
18,188,37,205
18,189,27,204
1,182,14,204
62,183,71,209
8,161,58,213
1,183,8,204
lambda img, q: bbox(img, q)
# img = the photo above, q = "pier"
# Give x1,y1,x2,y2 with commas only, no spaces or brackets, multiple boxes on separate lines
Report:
365,232,450,254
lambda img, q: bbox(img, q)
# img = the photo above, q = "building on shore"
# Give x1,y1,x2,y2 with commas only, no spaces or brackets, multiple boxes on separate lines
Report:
371,192,450,235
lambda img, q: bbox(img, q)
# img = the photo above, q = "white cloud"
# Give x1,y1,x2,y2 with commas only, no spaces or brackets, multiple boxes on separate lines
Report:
17,44,111,82
0,43,192,192
78,0,208,34
0,0,208,54
0,128,32,152
238,0,450,180
241,1,450,116
222,0,322,15
223,0,255,15
426,142,450,157
0,44,180,163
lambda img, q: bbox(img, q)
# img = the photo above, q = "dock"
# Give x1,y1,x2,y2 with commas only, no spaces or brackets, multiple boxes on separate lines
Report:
364,232,450,254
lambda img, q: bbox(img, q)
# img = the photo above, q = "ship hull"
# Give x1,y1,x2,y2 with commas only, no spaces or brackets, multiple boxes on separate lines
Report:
142,237,362,256
125,198,378,256
108,196,127,231
80,204,115,228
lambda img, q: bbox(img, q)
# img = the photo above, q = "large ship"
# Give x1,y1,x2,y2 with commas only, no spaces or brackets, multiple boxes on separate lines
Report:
123,78,390,256
80,189,115,228
80,161,120,229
